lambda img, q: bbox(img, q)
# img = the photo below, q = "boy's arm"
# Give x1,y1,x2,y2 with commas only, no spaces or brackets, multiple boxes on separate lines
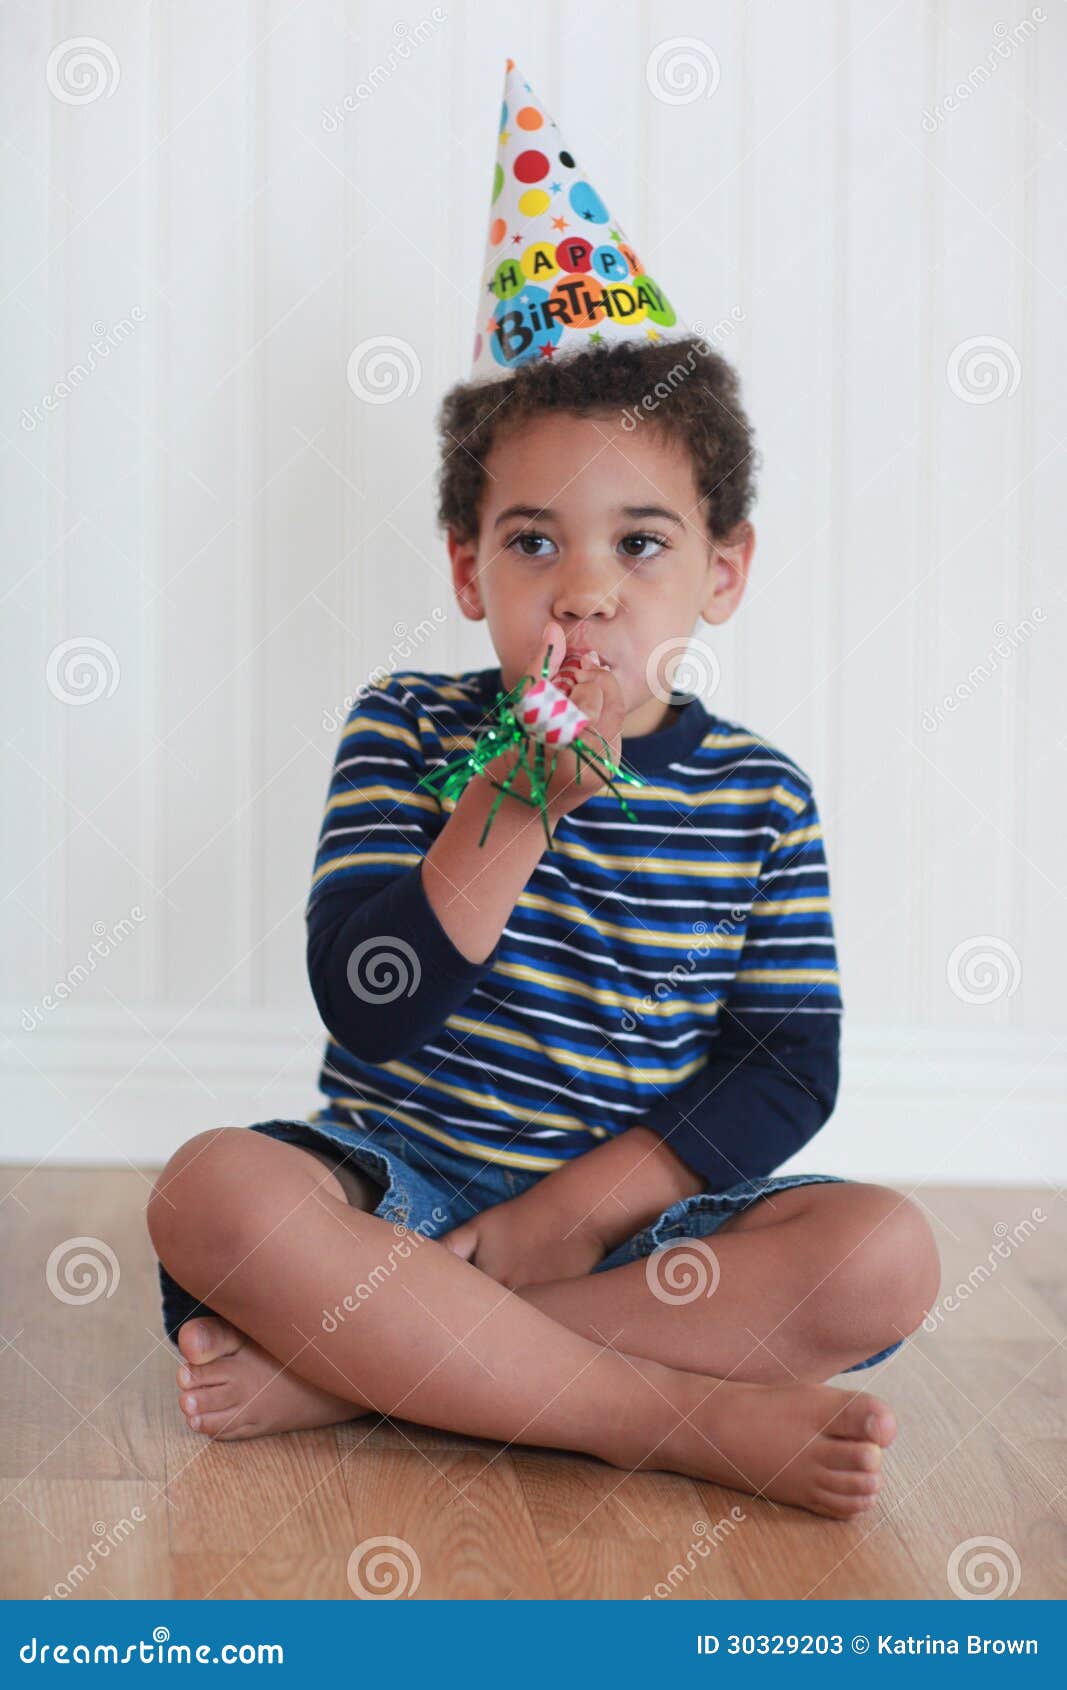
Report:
307,769,550,1063
304,673,539,1064
309,642,624,1064
516,1125,705,1253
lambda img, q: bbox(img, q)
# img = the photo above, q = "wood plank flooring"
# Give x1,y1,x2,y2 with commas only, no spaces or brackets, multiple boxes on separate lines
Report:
2,1168,1064,1599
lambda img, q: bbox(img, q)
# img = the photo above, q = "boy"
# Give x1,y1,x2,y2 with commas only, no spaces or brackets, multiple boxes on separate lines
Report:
147,68,940,1521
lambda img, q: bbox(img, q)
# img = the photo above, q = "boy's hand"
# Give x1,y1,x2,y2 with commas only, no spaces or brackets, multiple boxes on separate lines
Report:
438,1180,607,1291
496,619,629,821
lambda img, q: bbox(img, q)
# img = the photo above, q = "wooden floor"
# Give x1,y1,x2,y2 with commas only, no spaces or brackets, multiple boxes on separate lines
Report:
2,1166,1065,1600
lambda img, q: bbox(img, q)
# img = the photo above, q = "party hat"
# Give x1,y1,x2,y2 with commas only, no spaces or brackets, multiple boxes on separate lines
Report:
470,59,691,383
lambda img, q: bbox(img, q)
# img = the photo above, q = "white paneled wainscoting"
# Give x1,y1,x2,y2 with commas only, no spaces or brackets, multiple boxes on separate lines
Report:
3,2,1065,1182
2,1007,1064,1190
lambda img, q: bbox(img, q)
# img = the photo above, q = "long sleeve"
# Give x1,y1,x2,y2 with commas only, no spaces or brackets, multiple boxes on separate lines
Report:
305,679,502,1064
640,787,843,1188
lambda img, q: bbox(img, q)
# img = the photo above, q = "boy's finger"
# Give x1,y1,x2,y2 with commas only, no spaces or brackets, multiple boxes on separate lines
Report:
439,1223,476,1260
567,677,604,719
538,619,566,679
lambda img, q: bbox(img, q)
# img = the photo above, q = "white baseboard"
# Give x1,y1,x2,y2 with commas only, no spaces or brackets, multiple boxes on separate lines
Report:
1,1006,1064,1188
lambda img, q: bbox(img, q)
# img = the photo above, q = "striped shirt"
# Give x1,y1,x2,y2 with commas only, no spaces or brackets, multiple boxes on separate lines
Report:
303,665,842,1184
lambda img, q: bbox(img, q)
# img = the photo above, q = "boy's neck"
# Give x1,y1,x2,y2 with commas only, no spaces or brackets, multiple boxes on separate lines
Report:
621,694,681,740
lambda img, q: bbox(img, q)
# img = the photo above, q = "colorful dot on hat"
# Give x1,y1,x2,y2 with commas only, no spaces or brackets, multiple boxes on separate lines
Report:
518,188,551,217
637,274,678,326
489,282,563,370
490,217,506,246
593,243,630,280
556,236,593,273
522,241,560,283
516,106,542,130
570,181,609,224
514,149,549,184
492,256,526,300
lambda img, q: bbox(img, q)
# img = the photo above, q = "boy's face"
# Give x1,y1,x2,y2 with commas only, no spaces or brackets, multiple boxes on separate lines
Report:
448,410,754,737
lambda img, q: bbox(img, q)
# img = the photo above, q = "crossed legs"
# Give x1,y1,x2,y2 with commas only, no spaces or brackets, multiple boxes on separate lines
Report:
146,1127,938,1518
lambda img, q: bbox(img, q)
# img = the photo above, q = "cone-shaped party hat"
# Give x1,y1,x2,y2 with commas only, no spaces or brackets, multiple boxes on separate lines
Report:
470,59,691,383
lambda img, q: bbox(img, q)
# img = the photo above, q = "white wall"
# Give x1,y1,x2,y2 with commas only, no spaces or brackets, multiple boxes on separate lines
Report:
2,1,1064,1185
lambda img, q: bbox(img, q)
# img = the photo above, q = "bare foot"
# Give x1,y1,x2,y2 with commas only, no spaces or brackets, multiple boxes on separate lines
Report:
617,1371,898,1521
174,1316,368,1440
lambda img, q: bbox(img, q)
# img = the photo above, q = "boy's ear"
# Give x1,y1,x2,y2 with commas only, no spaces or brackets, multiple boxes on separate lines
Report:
701,519,755,625
447,527,485,622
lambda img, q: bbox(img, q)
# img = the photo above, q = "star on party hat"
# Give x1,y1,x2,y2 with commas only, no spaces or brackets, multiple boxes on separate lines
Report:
470,59,691,383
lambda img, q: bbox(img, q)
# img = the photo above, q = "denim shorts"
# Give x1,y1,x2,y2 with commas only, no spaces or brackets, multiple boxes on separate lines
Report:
156,1113,906,1374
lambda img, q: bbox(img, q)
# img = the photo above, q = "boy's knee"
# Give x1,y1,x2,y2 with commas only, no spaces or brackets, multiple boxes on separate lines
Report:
891,1196,942,1333
810,1183,941,1351
146,1127,254,1263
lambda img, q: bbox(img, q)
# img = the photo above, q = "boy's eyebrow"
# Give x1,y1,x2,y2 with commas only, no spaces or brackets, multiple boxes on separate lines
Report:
494,502,685,528
621,504,685,526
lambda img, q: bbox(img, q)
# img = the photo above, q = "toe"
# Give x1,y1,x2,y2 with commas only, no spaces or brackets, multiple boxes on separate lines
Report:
180,1382,239,1418
814,1488,879,1519
824,1438,883,1473
828,1391,896,1448
191,1408,254,1439
819,1468,881,1496
175,1357,230,1393
177,1316,242,1368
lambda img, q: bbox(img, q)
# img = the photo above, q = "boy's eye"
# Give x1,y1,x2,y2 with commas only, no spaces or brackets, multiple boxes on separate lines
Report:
619,531,670,559
506,530,555,558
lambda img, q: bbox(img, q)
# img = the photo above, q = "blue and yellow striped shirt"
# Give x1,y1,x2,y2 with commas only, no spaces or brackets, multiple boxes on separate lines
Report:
303,666,842,1184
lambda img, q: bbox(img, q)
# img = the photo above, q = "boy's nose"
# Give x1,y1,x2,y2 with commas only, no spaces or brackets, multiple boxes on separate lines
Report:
553,572,619,623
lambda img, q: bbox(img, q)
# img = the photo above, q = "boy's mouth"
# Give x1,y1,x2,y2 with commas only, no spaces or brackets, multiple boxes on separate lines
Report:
560,646,613,674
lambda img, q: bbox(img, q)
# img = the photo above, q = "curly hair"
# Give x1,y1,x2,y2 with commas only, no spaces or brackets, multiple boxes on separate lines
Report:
435,334,759,547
